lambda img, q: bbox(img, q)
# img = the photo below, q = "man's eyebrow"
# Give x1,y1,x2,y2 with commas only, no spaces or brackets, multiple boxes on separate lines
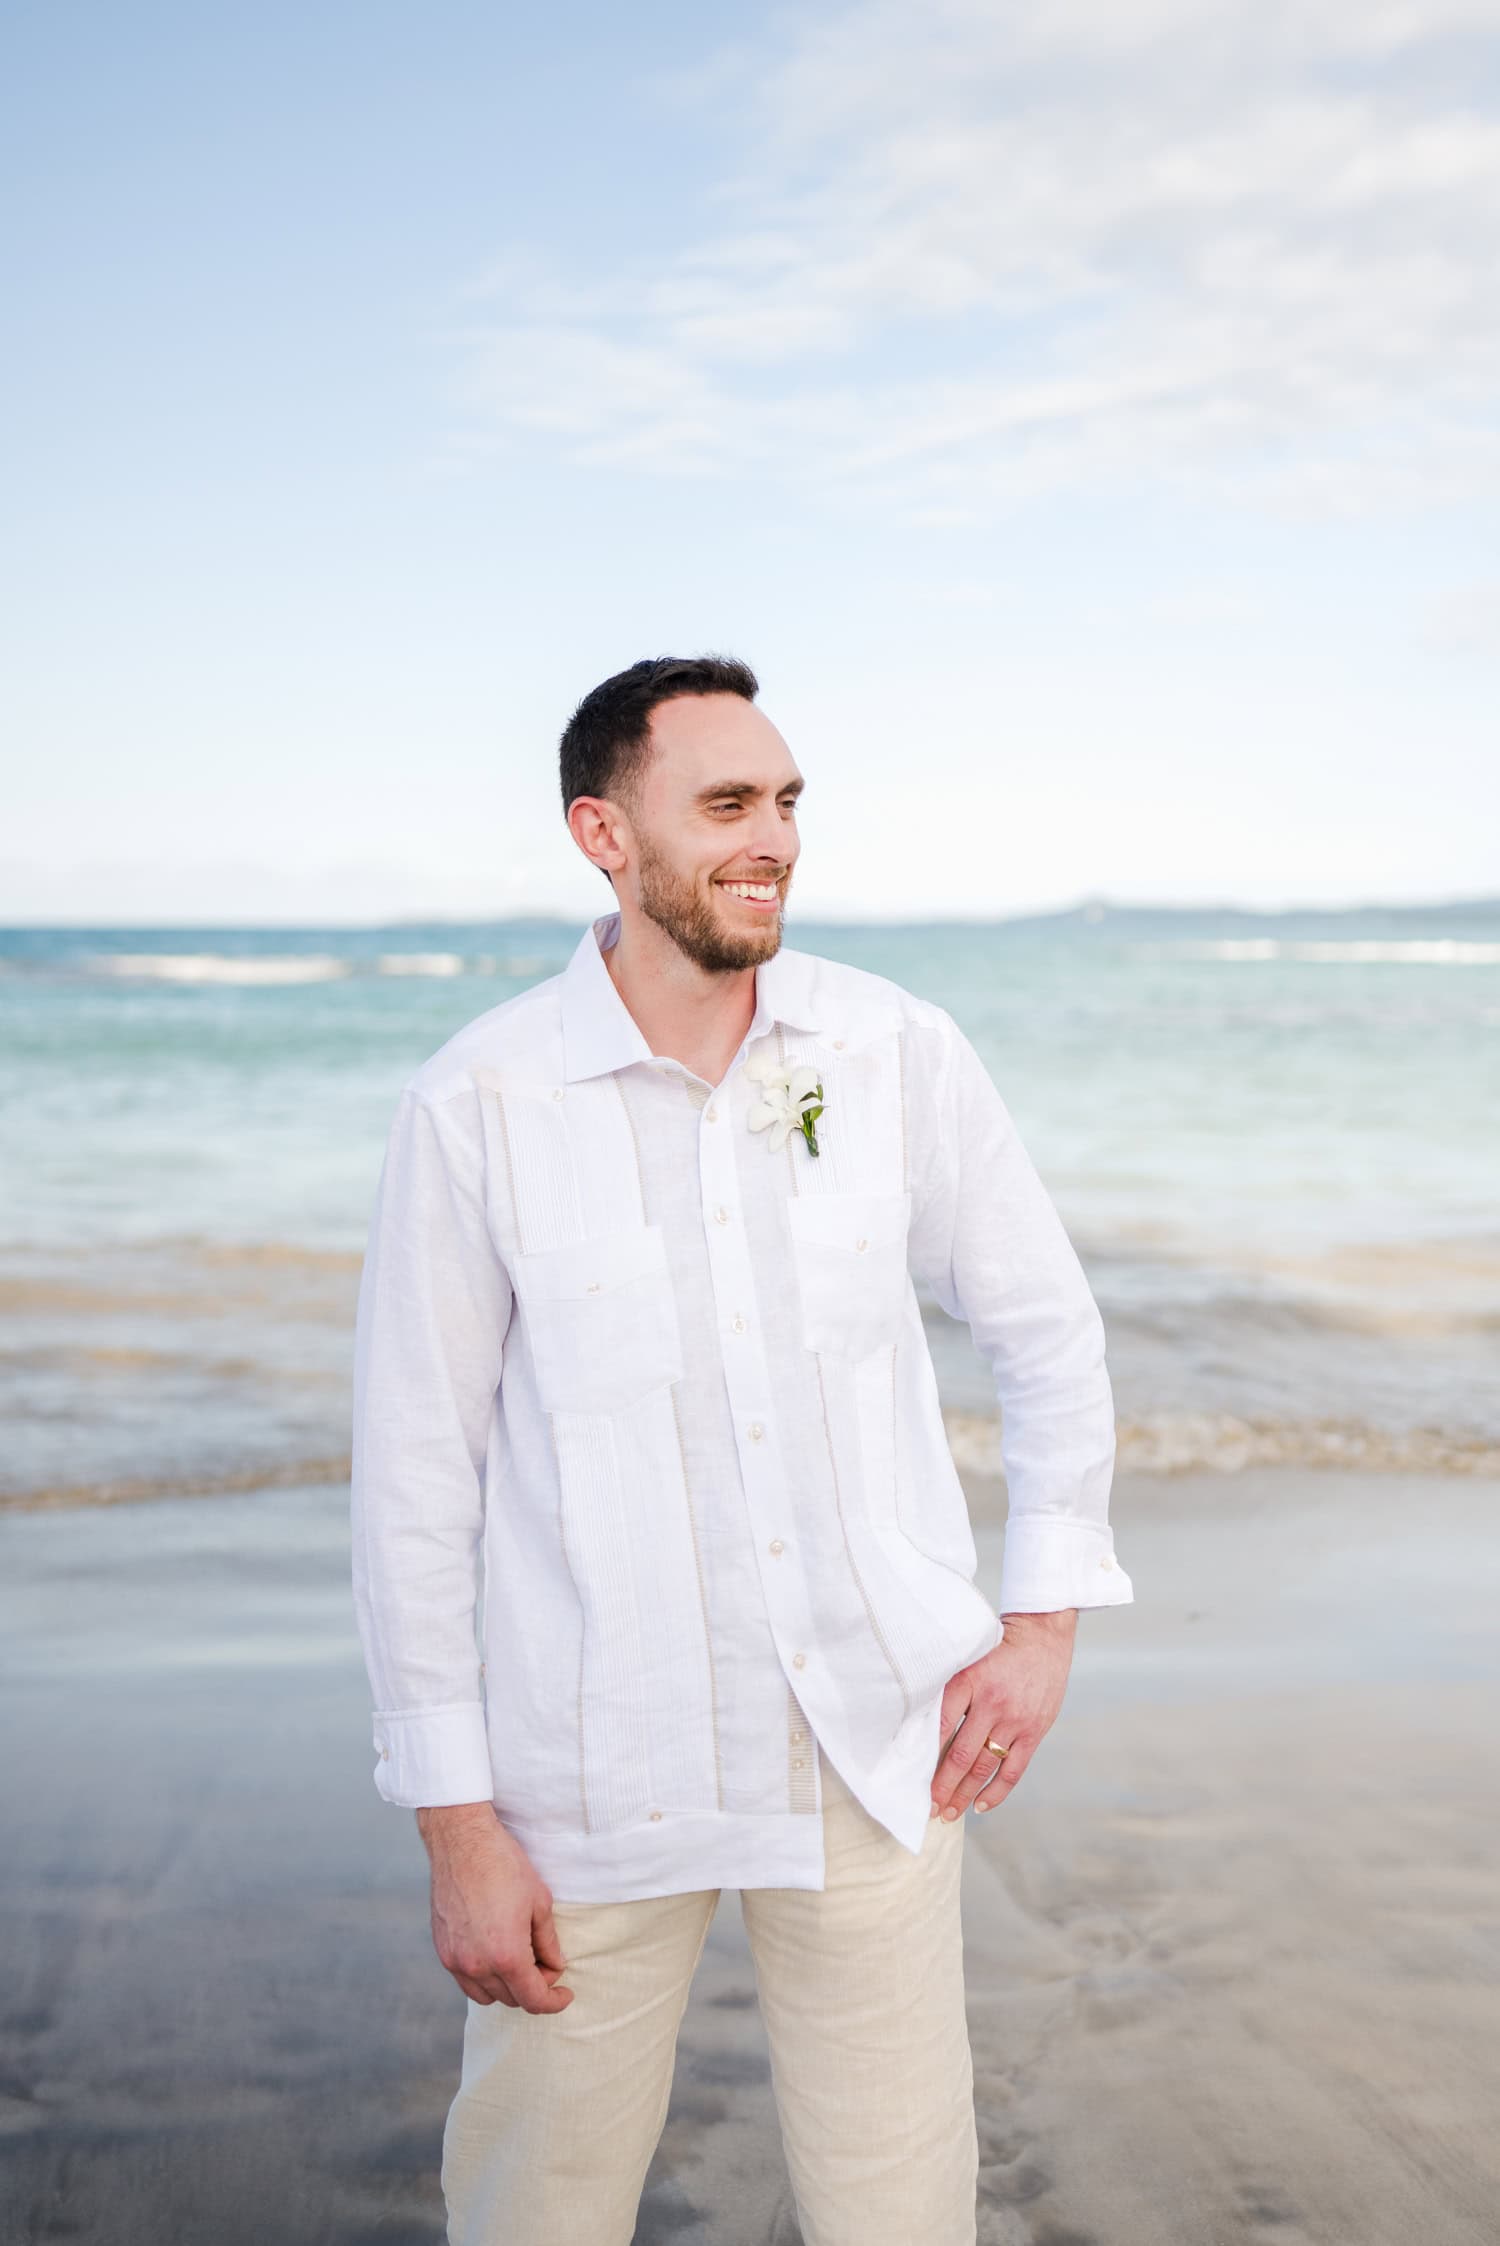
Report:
692,776,806,802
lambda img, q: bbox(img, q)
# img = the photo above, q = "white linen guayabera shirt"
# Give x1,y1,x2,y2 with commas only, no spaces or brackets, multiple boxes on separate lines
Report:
350,908,1133,1904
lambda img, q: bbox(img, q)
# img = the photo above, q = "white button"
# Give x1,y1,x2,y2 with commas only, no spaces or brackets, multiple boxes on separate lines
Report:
792,1758,806,1770
1100,1553,1116,1569
552,1087,564,1101
791,1729,805,1744
855,1238,868,1251
714,1205,729,1224
748,1421,764,1441
731,1313,746,1334
586,1280,601,1292
706,1105,718,1122
768,1538,783,1555
792,1651,806,1669
832,1039,844,1049
649,1809,662,1821
380,1747,390,1760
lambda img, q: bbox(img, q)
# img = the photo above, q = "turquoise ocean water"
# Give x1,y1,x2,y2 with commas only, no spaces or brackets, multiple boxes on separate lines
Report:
2,901,1496,1510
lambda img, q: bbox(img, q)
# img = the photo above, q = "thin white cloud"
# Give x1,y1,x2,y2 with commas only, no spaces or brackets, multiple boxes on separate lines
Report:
450,0,1500,518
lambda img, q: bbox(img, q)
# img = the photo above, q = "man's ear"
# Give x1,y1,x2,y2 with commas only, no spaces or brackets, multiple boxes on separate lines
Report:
566,794,628,883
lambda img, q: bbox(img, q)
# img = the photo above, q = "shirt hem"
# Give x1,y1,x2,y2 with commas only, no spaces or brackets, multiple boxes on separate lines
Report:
496,1804,832,1904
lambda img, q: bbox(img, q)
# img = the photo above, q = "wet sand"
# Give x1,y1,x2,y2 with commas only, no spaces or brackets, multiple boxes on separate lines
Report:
1,1467,1496,2244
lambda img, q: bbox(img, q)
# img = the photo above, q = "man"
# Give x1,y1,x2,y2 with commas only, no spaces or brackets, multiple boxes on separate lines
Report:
350,652,1134,2246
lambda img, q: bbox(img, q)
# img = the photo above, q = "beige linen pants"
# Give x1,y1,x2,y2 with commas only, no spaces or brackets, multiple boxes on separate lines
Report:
441,1741,977,2245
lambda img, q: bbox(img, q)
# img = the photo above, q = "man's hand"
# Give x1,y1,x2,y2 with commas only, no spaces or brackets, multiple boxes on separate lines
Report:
930,1608,1078,1823
415,1802,574,2014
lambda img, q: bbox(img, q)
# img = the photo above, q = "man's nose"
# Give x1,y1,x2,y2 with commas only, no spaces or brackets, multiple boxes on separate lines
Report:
749,818,793,867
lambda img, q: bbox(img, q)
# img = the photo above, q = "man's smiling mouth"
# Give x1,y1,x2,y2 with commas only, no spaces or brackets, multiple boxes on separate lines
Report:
715,878,782,905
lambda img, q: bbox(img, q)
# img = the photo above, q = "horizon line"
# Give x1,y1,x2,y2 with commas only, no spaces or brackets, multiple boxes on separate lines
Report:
2,891,1498,934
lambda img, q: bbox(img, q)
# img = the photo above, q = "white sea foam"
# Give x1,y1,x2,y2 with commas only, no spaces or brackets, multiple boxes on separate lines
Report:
71,949,549,983
1163,939,1500,965
376,953,467,976
87,954,354,985
942,1408,1500,1479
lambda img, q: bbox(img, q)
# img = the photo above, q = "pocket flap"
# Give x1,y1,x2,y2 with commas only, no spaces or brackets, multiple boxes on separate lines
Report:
785,1188,911,1256
512,1222,671,1303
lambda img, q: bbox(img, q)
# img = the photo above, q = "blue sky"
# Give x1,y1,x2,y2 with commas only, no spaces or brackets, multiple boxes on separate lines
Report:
4,0,1497,924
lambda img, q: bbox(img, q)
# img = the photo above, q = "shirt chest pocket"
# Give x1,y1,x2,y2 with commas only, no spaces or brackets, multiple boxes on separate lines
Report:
510,1222,685,1415
785,1188,913,1363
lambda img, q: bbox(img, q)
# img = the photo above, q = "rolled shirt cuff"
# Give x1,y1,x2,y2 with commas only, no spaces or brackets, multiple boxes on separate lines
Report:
997,1514,1135,1615
372,1700,493,1808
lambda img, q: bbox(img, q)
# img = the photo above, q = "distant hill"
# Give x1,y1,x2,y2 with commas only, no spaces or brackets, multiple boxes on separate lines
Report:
867,896,1500,937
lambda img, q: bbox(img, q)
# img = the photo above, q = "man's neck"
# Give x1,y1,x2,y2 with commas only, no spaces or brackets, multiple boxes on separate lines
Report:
602,923,762,1089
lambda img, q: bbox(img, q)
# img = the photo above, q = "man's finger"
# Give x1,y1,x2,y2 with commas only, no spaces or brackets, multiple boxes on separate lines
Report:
932,1716,1027,1818
934,1682,975,1776
452,1968,512,2007
533,1904,569,1979
496,1950,575,2014
971,1738,1033,1816
930,1708,994,1814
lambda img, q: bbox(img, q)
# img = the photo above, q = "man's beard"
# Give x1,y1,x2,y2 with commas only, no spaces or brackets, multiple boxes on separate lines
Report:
632,833,785,974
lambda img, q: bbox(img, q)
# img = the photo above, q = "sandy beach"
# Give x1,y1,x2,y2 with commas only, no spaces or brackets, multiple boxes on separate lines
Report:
2,1462,1495,2245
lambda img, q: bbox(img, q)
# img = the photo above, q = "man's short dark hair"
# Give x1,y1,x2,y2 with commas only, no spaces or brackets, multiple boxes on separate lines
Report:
559,653,759,886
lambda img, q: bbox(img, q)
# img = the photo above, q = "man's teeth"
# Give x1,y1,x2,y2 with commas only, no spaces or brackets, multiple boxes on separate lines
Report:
718,881,779,900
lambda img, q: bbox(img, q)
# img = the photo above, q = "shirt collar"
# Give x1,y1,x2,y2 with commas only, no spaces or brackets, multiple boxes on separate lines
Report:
560,909,823,1085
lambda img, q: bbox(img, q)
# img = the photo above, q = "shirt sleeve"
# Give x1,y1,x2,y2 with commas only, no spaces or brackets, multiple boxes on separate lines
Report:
907,1010,1134,1617
350,1082,510,1807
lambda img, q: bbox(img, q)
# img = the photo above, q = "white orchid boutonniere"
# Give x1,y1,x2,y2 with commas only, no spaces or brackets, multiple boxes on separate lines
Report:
742,1053,826,1157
